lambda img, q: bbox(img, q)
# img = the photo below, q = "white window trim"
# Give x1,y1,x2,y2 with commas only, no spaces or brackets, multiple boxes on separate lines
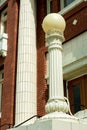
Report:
0,0,7,6
1,8,7,34
59,0,86,15
47,0,52,14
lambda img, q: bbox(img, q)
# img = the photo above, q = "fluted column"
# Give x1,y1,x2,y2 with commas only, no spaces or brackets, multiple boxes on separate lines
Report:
15,0,36,125
48,32,64,99
45,30,68,114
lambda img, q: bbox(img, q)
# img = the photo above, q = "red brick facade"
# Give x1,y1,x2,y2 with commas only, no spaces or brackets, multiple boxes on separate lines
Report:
0,0,19,129
64,1,87,42
37,0,47,117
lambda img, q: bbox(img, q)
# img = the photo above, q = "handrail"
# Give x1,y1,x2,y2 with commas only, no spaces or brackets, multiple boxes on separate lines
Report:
14,115,41,128
0,115,41,129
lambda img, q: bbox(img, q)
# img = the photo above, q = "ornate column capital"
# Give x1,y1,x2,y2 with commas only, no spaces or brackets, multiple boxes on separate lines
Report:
46,30,64,51
45,97,69,114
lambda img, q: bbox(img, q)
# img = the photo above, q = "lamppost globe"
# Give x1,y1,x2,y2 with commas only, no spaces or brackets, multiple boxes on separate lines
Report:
42,13,66,33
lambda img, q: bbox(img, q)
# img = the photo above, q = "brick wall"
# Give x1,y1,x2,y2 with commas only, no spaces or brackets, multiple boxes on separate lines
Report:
37,0,47,117
64,1,87,42
0,0,19,129
52,0,60,12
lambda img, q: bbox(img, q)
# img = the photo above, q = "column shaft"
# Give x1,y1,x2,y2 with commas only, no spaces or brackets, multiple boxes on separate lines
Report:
49,48,64,99
45,32,69,114
15,0,37,125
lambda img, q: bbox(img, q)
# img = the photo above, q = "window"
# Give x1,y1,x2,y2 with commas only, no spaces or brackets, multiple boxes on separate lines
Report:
59,0,84,14
0,8,7,34
67,75,87,114
64,0,75,7
60,0,75,9
0,70,4,115
47,0,52,14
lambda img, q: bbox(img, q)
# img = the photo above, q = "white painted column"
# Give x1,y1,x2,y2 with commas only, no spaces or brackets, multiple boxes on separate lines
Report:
42,13,77,120
15,0,37,125
48,35,64,99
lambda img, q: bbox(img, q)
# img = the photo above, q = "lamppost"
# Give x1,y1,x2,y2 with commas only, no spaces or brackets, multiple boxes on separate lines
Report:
41,13,77,120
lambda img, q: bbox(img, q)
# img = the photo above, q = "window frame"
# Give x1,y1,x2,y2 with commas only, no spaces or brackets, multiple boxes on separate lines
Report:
60,0,75,9
47,0,52,14
67,75,87,114
59,0,84,15
0,8,7,34
0,70,4,117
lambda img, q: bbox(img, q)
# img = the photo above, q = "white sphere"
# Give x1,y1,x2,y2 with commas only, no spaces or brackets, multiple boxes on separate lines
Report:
42,13,66,33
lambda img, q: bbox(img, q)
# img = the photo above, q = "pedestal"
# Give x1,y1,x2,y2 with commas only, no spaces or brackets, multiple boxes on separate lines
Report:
9,118,87,130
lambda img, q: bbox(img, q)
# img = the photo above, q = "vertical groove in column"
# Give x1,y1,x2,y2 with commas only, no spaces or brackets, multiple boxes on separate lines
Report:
55,49,58,97
49,49,53,99
53,49,56,97
56,49,59,96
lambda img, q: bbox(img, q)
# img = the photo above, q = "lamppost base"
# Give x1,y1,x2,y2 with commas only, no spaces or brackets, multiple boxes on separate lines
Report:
38,111,78,123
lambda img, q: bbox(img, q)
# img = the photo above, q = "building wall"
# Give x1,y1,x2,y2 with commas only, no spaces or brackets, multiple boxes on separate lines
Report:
63,31,87,80
62,1,87,80
63,1,87,41
0,0,19,129
37,0,47,117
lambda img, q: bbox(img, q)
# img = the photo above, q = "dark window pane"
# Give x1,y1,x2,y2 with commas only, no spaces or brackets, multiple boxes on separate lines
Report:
50,1,52,13
73,85,81,113
3,21,7,33
64,0,75,7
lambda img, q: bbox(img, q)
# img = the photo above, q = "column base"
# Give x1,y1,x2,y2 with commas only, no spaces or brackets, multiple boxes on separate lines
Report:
38,111,78,122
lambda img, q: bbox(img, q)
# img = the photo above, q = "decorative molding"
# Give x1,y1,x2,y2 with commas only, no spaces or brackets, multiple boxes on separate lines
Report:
45,98,69,113
0,33,8,57
74,109,87,121
63,56,87,80
40,111,78,121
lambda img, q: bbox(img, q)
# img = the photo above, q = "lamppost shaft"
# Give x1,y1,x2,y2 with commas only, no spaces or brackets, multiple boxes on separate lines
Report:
47,31,64,99
42,14,69,114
